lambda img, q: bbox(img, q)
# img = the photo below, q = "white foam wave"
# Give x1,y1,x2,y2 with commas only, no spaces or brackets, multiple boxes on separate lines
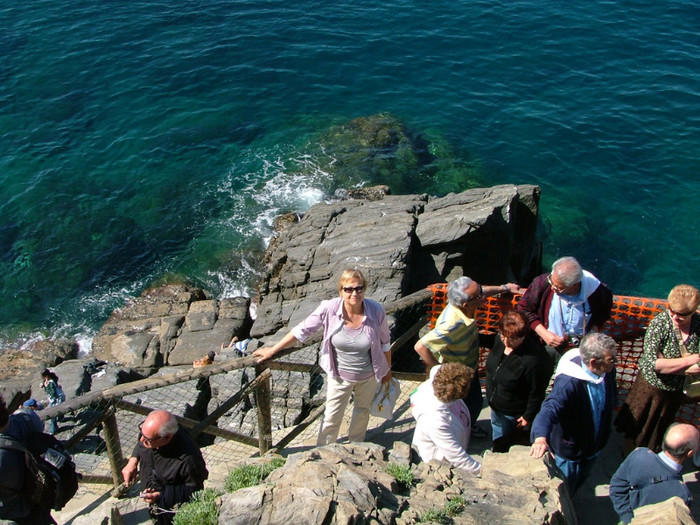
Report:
218,144,332,247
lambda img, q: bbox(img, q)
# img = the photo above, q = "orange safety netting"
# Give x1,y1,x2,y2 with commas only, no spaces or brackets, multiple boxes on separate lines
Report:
424,284,699,426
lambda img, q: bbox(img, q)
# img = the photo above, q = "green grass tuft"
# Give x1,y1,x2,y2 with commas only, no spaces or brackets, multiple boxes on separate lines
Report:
172,488,222,525
385,462,414,490
417,496,467,523
224,457,286,493
418,508,447,523
444,496,466,516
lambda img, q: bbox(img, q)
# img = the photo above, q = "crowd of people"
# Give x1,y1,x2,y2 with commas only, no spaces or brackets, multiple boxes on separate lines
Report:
1,261,697,524
406,257,699,522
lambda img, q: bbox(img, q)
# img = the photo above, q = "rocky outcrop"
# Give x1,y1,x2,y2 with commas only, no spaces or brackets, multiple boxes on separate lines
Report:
3,184,540,436
92,283,252,371
218,443,575,525
630,496,696,525
251,183,540,342
0,338,78,409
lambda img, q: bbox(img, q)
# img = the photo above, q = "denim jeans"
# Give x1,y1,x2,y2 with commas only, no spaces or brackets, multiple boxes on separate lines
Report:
490,410,518,441
554,454,596,494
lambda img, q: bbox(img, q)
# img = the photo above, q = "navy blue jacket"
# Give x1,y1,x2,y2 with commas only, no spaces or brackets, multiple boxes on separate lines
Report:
531,352,617,460
610,447,690,524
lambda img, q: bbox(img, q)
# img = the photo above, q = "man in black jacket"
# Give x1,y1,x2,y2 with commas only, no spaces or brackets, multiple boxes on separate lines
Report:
0,394,55,525
122,410,208,525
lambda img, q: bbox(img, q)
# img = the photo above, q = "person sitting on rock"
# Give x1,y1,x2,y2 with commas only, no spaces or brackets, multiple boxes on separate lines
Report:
410,362,481,475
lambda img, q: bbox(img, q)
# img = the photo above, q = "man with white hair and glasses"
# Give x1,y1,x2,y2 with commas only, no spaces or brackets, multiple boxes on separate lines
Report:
530,333,618,494
518,256,613,366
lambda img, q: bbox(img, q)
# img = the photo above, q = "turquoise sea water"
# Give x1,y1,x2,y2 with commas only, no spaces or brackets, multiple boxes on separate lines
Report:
1,0,698,347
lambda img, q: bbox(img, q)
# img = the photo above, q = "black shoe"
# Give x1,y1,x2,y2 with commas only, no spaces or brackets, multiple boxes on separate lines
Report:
471,425,489,439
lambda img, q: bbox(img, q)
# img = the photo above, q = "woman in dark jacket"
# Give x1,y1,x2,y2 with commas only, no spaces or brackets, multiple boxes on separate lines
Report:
486,310,553,450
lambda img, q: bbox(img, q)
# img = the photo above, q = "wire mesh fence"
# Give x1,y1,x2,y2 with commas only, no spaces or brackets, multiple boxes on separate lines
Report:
38,288,434,489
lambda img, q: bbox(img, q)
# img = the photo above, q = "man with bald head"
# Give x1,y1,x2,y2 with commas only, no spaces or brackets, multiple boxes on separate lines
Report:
121,410,208,524
609,423,699,524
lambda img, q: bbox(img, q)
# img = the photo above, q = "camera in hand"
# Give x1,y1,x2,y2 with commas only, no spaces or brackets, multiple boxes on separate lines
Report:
564,332,581,347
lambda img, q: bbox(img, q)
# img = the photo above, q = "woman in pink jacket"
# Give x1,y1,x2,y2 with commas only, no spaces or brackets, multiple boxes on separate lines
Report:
254,268,391,445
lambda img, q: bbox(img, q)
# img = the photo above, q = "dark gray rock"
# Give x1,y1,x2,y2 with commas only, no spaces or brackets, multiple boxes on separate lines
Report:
0,338,79,409
185,299,218,332
251,184,540,344
29,359,91,402
92,284,252,371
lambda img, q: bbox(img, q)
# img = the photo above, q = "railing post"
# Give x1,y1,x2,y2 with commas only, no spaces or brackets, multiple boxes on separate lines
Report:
102,403,126,489
254,364,273,454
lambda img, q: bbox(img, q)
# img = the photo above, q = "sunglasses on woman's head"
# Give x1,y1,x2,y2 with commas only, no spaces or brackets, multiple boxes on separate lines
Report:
342,286,365,294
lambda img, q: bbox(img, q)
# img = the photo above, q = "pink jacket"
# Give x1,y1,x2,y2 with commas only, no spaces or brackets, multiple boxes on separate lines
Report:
290,297,391,381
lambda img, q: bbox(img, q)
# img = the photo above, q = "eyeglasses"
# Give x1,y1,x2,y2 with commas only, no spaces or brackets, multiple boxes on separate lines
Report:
546,275,567,294
597,355,617,365
138,422,158,445
342,286,365,294
464,284,484,303
669,307,695,318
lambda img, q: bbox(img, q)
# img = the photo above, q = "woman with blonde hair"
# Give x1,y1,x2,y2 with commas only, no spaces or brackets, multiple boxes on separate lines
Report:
616,284,700,452
254,268,391,445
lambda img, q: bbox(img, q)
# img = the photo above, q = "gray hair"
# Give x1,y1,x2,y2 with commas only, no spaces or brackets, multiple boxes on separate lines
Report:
552,256,584,287
447,277,474,306
579,332,617,363
158,413,179,437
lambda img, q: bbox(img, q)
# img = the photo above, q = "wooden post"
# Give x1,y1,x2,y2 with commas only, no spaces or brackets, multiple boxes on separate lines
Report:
102,405,126,489
254,364,273,454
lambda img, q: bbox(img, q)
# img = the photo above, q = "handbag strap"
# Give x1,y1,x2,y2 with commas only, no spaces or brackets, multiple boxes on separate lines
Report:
669,310,690,357
376,382,391,403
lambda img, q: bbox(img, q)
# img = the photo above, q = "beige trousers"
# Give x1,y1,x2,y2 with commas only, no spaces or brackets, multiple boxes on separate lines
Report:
317,375,379,445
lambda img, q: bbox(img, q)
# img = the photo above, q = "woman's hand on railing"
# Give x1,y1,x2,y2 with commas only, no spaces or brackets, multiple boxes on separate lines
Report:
252,346,277,363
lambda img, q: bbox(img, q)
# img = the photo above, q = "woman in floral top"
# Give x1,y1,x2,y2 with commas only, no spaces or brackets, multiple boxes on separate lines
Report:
615,284,700,452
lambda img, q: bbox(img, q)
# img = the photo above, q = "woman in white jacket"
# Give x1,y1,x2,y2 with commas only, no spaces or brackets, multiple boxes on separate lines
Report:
411,362,481,475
